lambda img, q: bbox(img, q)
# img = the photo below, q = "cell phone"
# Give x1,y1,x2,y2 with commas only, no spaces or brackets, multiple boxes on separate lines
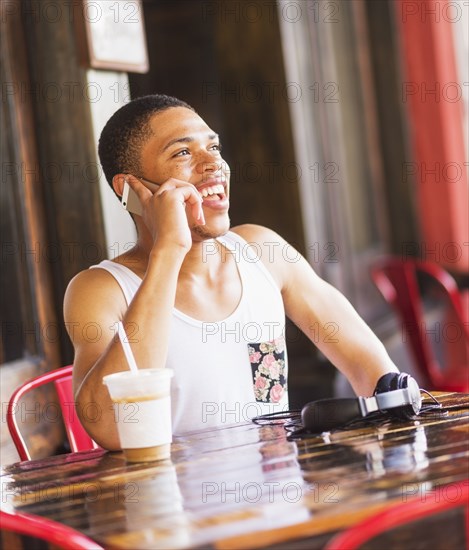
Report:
122,178,160,215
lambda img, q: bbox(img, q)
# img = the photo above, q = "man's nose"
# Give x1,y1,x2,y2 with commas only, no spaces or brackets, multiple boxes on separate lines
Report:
196,152,222,174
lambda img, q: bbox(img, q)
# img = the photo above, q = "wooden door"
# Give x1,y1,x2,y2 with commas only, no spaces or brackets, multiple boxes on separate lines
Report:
1,2,63,462
1,0,107,462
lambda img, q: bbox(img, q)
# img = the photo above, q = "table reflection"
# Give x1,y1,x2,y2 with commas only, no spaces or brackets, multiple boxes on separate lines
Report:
176,424,310,546
1,393,467,550
86,460,190,549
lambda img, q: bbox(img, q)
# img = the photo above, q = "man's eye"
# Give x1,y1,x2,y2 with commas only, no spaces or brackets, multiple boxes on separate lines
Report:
210,143,222,152
174,149,190,157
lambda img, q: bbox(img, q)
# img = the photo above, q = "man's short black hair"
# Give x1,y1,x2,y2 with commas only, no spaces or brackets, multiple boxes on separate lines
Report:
98,94,195,199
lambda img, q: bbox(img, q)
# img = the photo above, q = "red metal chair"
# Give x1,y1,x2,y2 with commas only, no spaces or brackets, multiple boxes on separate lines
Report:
371,257,469,392
7,365,99,461
325,480,469,550
0,509,103,549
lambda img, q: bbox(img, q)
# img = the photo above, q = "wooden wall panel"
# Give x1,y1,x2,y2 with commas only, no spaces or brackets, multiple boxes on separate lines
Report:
365,0,419,254
1,0,71,461
21,0,107,362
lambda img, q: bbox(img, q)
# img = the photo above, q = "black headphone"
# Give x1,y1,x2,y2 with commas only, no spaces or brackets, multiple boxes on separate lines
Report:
301,372,422,433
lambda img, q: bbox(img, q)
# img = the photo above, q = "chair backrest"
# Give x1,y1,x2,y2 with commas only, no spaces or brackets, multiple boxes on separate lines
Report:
325,480,469,550
0,509,103,550
7,365,98,461
371,257,469,391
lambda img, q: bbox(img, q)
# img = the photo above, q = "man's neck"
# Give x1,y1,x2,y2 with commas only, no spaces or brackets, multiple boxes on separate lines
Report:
132,223,228,283
180,239,227,283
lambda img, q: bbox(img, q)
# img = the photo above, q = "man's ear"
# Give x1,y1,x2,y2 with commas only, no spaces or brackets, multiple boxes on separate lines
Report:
112,174,128,198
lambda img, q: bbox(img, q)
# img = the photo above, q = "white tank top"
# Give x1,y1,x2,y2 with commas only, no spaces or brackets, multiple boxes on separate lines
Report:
90,231,289,434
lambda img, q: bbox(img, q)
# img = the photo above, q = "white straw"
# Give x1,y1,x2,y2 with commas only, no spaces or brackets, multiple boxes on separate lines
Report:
117,321,139,373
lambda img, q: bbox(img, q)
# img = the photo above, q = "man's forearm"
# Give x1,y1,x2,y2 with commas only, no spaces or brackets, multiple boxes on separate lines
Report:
308,284,399,396
285,274,399,397
75,245,185,447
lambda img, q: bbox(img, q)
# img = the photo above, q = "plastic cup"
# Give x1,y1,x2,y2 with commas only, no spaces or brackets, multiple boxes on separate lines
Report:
103,368,173,463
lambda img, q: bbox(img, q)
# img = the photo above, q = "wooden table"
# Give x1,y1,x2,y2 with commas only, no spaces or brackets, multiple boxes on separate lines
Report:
1,392,468,549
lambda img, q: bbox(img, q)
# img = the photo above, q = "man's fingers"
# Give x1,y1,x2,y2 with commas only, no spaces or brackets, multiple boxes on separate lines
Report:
174,184,205,225
130,177,205,225
155,183,205,225
126,176,153,202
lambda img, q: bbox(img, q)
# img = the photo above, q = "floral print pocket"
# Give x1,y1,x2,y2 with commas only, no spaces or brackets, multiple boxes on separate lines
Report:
248,335,287,403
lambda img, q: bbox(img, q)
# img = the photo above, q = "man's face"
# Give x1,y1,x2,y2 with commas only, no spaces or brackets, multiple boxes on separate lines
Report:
139,107,231,240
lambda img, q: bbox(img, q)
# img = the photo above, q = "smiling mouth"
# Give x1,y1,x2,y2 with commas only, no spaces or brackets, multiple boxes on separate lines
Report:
198,183,226,202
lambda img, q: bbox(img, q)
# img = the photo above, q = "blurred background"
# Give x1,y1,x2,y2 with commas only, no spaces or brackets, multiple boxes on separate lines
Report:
1,0,468,461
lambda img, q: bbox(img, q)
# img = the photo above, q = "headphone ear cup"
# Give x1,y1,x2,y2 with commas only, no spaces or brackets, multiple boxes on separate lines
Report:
394,374,415,420
375,373,416,420
374,373,396,394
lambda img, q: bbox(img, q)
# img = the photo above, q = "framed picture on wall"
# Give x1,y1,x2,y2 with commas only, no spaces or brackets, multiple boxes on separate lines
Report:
74,0,149,73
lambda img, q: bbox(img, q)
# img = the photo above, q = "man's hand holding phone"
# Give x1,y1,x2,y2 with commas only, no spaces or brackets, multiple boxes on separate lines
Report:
122,178,152,216
122,176,205,252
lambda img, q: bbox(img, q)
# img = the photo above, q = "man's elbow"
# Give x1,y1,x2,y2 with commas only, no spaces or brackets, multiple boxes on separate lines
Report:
75,386,121,451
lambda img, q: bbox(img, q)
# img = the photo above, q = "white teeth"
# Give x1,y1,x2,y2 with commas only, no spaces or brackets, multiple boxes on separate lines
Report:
199,184,224,198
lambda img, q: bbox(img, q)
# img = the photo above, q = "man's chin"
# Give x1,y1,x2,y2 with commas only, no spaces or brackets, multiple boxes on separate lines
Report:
190,220,230,240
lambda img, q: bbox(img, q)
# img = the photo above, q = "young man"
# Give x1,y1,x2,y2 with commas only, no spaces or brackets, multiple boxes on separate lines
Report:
64,94,399,450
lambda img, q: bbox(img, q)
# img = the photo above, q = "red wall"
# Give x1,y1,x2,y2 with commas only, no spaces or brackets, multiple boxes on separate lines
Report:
396,0,468,273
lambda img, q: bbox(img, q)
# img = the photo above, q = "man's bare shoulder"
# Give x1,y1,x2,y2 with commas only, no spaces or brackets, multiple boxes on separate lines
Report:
231,223,284,244
65,265,123,297
64,266,127,329
230,224,292,289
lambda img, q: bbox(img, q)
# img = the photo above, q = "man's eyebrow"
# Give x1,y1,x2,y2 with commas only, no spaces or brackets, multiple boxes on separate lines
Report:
162,133,219,152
